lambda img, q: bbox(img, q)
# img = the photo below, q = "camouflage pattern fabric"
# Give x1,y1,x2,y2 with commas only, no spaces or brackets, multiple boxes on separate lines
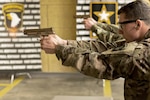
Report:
55,23,150,100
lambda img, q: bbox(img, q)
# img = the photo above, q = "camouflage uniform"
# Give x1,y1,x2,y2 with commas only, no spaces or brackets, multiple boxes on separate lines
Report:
55,23,150,100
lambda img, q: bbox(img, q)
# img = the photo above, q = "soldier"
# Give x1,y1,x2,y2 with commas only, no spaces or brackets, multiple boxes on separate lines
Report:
40,1,150,100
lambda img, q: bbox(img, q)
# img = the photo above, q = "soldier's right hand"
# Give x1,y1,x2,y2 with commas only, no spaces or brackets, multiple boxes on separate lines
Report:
40,34,67,54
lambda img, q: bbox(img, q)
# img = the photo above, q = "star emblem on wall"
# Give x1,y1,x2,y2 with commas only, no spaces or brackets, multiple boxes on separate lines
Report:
93,4,114,24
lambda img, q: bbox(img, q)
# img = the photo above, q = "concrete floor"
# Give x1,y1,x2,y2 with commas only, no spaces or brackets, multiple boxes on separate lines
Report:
0,72,124,100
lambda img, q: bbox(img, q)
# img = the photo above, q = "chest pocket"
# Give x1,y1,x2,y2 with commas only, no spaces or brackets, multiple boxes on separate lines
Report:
133,39,150,59
132,41,150,81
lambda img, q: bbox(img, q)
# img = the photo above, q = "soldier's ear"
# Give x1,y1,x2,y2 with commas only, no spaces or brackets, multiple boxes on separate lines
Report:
134,24,139,29
135,20,141,29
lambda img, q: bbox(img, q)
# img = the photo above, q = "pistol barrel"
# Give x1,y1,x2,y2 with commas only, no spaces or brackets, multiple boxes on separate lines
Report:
24,28,54,36
74,15,90,19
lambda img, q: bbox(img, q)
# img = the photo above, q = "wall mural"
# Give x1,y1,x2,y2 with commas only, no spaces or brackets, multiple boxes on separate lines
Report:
90,2,118,38
0,0,41,72
2,3,24,35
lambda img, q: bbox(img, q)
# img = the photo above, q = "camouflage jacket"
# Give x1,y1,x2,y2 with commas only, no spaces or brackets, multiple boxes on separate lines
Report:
55,23,150,100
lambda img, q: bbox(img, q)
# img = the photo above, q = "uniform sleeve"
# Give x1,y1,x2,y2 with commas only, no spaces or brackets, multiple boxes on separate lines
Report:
67,23,123,48
94,23,119,34
91,23,123,43
67,40,108,52
56,41,150,81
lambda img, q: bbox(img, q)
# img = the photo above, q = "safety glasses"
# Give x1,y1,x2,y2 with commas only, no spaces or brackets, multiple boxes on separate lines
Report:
118,19,147,29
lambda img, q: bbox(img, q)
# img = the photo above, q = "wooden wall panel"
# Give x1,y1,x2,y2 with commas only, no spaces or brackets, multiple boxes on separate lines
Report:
40,0,77,72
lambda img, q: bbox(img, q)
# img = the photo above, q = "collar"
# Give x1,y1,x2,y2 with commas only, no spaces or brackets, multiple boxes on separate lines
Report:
143,29,150,39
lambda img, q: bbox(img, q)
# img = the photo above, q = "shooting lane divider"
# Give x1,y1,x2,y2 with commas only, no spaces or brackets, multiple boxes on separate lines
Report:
0,76,24,98
103,79,112,97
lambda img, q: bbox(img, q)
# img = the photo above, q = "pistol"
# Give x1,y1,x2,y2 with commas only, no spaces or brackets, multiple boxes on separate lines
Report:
24,27,54,36
74,15,90,19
